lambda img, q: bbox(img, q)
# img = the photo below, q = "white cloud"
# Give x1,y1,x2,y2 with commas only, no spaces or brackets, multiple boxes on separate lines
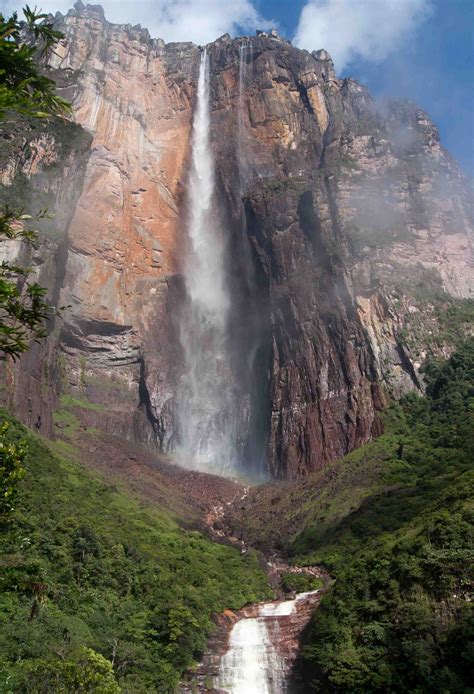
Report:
293,0,432,71
0,0,269,44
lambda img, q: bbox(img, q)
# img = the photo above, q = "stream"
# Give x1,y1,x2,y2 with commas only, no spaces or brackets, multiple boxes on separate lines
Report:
180,572,325,693
179,484,328,692
216,590,322,693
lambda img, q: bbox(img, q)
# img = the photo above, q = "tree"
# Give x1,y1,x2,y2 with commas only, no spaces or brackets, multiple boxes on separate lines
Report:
0,420,26,514
25,647,121,693
0,8,71,516
0,6,70,119
0,5,70,358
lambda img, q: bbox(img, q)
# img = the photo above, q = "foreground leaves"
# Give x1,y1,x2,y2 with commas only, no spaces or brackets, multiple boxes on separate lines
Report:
0,6,70,358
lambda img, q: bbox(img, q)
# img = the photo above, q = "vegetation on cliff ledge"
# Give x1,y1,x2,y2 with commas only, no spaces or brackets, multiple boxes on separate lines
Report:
296,339,474,693
0,414,270,692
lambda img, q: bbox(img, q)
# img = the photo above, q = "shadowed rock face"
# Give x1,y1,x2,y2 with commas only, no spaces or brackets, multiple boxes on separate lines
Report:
1,4,472,478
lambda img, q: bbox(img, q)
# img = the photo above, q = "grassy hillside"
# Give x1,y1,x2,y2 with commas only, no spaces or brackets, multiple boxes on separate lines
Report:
294,340,474,692
0,415,271,693
224,430,414,554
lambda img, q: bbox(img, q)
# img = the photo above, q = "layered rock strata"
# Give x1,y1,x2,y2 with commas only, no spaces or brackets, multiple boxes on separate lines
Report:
180,581,326,692
0,2,472,477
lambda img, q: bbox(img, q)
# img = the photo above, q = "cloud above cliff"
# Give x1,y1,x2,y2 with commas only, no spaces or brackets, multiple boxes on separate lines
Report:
293,0,433,70
0,0,270,44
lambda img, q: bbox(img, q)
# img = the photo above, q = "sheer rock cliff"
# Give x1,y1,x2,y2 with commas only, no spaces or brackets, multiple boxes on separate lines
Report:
1,3,472,478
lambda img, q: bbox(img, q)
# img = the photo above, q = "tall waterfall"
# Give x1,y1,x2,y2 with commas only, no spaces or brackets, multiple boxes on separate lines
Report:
177,48,238,475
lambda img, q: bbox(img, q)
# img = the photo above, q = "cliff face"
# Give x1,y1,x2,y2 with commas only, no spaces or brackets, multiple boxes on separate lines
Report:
1,3,472,478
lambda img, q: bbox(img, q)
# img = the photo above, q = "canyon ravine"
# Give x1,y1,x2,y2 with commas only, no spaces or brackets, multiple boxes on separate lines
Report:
0,4,473,692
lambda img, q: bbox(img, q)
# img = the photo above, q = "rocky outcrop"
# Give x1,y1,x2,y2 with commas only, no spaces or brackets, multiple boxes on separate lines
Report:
0,115,92,435
181,579,327,693
0,3,472,478
206,36,473,477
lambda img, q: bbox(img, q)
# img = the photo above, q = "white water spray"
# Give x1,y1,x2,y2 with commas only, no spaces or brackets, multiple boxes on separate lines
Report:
217,592,320,693
219,618,273,694
177,49,238,474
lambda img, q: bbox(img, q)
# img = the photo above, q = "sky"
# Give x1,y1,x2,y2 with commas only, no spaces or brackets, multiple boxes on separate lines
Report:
1,0,473,175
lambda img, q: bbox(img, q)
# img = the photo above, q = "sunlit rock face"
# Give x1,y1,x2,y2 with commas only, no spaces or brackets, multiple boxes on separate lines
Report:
1,3,472,477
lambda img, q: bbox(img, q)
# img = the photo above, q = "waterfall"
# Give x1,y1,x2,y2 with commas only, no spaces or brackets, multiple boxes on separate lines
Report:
177,48,238,475
217,591,321,693
218,618,273,694
218,615,287,694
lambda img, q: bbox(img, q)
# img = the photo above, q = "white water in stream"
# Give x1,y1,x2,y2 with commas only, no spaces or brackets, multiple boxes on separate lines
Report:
218,592,319,693
177,49,238,475
219,618,274,694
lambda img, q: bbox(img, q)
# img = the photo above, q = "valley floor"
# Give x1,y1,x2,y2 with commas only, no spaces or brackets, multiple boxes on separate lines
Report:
1,340,473,692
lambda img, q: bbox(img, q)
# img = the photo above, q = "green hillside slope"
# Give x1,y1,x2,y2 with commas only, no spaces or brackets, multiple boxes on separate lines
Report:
294,340,473,692
0,415,270,693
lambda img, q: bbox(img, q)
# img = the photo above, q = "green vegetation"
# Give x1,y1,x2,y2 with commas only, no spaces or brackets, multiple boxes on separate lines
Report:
280,573,324,594
51,395,104,445
434,297,474,346
24,648,120,694
0,6,70,119
0,413,271,692
225,429,413,554
398,293,474,356
0,205,52,356
52,407,82,440
60,394,107,413
0,6,71,358
0,421,26,514
295,339,474,692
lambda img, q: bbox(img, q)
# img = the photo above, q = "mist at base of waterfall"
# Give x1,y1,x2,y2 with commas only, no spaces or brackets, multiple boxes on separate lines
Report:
175,44,266,482
170,449,268,483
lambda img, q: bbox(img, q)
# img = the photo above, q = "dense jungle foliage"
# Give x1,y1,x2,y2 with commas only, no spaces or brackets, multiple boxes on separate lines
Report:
296,339,474,693
0,414,270,693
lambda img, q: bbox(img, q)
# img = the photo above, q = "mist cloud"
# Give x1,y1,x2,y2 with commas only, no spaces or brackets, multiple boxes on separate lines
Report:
0,0,270,45
293,0,433,71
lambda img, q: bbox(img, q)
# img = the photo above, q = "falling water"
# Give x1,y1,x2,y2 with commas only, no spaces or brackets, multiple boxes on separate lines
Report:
218,617,287,694
218,618,273,694
177,48,238,474
217,593,320,693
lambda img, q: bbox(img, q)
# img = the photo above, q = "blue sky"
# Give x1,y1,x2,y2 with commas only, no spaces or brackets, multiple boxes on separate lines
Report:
2,0,472,175
259,0,473,176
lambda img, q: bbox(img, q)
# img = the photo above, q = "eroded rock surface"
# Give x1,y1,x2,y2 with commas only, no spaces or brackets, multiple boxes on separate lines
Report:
1,4,472,477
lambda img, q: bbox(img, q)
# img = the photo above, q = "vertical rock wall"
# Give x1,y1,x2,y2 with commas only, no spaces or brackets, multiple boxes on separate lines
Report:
0,5,472,478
